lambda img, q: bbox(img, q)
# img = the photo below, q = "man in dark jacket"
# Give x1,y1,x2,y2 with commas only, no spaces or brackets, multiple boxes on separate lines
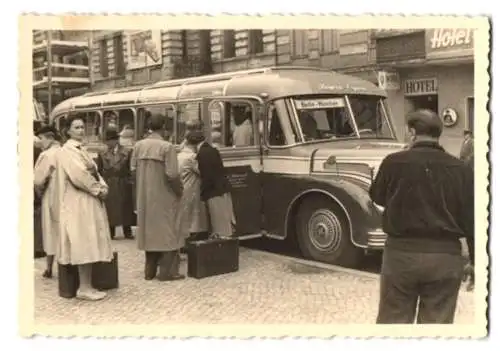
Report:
369,109,474,324
194,124,235,238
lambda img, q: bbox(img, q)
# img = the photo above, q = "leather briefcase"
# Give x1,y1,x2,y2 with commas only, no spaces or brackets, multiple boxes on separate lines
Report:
187,237,239,279
57,252,119,298
92,252,119,291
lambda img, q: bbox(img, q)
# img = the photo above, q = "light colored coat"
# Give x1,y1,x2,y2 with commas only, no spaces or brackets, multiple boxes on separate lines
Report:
131,133,183,251
176,146,208,237
33,142,61,255
52,139,113,265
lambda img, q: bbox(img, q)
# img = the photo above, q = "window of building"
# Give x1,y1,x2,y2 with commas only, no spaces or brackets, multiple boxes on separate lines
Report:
99,39,109,78
292,30,308,57
181,30,188,62
248,30,264,55
113,35,125,76
320,30,339,53
223,30,236,59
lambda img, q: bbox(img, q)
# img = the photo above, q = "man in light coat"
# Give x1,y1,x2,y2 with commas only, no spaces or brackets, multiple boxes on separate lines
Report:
131,113,184,281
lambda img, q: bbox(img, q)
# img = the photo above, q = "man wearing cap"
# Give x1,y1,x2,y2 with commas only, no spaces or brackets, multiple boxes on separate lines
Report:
33,125,62,278
130,113,185,281
369,109,474,324
96,129,135,240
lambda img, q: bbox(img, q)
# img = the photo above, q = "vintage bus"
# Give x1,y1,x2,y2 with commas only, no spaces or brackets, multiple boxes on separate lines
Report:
49,66,406,268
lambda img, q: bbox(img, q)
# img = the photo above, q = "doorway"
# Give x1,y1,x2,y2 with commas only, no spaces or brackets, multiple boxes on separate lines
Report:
406,94,439,114
466,97,474,134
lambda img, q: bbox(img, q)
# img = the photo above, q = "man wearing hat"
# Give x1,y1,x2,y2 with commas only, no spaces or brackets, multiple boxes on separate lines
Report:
369,109,474,324
96,129,135,240
33,125,62,278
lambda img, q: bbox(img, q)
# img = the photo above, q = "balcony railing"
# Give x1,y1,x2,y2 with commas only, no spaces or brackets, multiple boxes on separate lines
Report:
33,62,90,89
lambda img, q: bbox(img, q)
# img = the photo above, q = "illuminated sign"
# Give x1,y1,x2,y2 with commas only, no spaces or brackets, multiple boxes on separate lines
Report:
294,98,346,110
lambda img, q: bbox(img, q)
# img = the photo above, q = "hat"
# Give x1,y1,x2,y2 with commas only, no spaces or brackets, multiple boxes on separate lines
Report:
105,130,119,141
185,129,205,144
35,125,58,137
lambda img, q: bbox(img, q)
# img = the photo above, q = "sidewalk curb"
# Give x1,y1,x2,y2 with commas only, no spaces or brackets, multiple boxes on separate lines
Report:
247,248,380,280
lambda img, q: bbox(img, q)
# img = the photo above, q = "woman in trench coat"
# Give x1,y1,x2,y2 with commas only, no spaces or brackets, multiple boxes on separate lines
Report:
96,130,135,239
33,125,62,278
52,116,113,301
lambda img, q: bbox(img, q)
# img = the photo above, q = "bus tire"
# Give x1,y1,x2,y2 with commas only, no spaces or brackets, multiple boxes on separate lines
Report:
295,196,362,268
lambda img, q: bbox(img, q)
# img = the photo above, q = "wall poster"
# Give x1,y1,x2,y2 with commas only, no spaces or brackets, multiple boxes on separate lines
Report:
127,30,162,70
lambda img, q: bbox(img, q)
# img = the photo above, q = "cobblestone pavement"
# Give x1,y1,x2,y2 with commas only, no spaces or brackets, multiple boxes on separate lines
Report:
34,236,474,325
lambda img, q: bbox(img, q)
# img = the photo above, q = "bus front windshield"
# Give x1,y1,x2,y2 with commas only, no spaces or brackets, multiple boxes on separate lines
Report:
292,95,395,142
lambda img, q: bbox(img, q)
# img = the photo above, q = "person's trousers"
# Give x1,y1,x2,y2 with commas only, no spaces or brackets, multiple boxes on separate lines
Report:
376,248,464,324
109,225,132,238
144,251,180,280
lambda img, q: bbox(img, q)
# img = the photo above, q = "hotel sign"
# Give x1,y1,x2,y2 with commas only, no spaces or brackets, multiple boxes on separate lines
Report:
404,78,438,96
426,29,474,60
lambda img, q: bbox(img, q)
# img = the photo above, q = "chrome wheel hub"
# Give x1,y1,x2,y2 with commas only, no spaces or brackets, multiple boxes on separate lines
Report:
308,209,343,252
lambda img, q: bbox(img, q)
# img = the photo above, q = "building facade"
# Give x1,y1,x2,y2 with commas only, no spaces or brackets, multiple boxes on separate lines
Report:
89,29,378,89
86,29,474,155
32,30,92,115
373,28,474,155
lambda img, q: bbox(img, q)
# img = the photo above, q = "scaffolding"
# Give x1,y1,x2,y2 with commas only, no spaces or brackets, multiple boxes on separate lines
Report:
32,30,92,117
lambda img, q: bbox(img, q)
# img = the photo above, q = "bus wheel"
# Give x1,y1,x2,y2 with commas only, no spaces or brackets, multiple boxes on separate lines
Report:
295,196,361,268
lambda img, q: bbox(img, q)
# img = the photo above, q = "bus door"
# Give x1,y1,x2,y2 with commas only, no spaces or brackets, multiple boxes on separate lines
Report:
201,96,264,238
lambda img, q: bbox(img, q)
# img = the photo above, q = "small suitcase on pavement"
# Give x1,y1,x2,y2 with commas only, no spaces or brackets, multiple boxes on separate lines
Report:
92,252,119,291
58,263,80,299
57,252,119,298
187,237,239,279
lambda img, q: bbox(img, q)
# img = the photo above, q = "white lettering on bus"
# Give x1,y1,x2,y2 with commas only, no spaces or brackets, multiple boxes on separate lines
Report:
295,98,345,109
430,29,473,49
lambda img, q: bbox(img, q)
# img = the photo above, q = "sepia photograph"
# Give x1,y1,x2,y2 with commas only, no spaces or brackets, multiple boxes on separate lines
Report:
19,15,490,339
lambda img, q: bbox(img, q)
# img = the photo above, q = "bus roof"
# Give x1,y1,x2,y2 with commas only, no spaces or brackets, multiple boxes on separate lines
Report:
50,66,386,118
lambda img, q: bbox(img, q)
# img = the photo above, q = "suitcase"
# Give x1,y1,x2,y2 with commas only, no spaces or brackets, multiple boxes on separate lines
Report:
92,252,119,291
187,237,239,279
58,263,80,299
57,252,119,298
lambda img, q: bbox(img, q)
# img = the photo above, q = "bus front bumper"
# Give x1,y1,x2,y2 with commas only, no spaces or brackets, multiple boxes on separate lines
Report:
367,229,387,249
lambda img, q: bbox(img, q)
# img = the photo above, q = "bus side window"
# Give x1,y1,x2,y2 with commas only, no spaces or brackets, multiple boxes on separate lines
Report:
267,104,285,146
142,105,176,141
177,102,200,144
103,109,136,142
228,102,255,147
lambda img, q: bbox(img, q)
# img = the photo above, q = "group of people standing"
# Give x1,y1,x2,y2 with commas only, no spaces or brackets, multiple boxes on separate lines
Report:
33,113,235,301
